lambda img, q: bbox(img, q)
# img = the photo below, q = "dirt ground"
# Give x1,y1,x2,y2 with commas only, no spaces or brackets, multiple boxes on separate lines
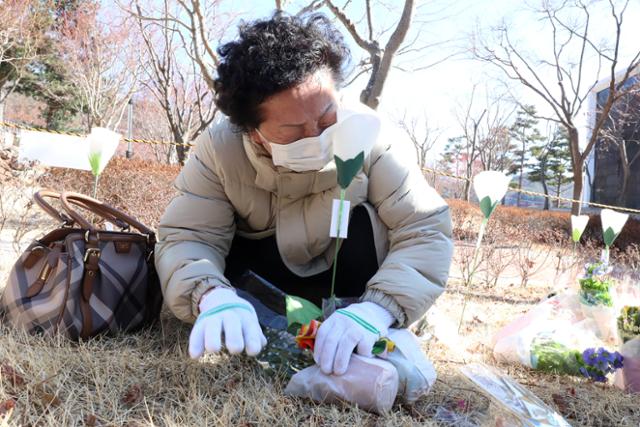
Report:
0,169,639,425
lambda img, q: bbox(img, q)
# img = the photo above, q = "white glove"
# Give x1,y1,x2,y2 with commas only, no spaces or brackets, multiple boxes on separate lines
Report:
314,301,395,375
189,287,267,359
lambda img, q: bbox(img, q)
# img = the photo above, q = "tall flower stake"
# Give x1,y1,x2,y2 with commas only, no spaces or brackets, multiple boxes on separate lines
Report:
87,127,121,198
326,112,380,315
458,171,511,333
600,209,628,264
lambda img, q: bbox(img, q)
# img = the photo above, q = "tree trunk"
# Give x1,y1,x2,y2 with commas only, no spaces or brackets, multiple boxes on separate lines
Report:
517,137,525,207
359,0,414,110
464,162,472,201
617,142,629,207
569,128,583,215
541,177,550,210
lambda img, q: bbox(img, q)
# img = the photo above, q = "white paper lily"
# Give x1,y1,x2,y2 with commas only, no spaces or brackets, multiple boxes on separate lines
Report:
87,127,121,177
473,171,511,219
601,209,628,247
571,215,589,243
332,112,381,162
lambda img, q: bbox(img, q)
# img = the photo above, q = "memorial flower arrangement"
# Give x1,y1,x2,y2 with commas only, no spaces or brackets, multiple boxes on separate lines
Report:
530,337,623,383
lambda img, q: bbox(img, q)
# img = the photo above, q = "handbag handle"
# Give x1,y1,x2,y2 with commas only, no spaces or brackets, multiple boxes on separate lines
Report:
34,189,129,230
60,191,154,236
34,189,75,225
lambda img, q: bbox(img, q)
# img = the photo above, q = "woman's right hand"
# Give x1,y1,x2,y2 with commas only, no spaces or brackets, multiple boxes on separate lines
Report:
189,287,266,358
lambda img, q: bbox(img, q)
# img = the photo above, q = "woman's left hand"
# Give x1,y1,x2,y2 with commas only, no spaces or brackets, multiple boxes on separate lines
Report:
313,301,395,375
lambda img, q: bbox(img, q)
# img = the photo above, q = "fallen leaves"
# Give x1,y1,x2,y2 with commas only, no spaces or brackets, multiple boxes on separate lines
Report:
122,384,143,406
0,399,16,416
0,361,61,410
0,362,25,387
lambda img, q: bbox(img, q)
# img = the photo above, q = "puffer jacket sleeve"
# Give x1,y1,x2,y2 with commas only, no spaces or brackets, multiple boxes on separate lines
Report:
155,126,236,323
362,125,453,327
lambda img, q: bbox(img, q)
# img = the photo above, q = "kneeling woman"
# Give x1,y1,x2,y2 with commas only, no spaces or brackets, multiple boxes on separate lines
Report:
155,13,453,376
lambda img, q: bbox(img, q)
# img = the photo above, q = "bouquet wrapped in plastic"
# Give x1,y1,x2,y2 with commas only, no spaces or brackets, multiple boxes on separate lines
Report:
578,259,618,343
616,307,640,393
494,292,624,383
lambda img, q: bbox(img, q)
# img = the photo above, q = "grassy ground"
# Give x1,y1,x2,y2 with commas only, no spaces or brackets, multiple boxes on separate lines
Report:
2,267,639,426
1,156,639,426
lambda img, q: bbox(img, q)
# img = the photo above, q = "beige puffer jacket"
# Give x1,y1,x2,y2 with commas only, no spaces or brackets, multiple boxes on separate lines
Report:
155,103,453,328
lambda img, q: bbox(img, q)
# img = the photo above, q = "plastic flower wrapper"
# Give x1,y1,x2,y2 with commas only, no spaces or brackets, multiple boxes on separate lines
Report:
619,337,640,393
458,171,511,332
325,111,381,316
600,209,628,263
87,127,121,198
617,306,640,345
578,260,618,342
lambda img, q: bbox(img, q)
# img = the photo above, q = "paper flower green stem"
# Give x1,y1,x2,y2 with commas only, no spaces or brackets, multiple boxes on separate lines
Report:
458,217,488,334
328,188,347,312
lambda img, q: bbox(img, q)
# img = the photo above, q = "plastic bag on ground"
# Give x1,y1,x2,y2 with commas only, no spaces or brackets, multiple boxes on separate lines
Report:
615,337,640,393
460,363,571,427
383,328,437,404
284,354,399,414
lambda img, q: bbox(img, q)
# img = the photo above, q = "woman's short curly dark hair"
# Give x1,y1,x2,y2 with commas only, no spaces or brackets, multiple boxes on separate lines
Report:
213,12,351,130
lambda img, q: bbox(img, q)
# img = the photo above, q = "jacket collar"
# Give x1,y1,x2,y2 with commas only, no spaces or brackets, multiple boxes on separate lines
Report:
242,133,338,199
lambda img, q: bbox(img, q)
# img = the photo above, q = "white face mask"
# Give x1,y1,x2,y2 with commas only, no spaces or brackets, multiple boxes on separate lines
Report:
256,123,336,172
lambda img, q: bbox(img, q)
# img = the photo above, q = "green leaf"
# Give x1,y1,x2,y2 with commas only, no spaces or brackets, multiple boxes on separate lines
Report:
372,340,387,355
572,229,582,242
88,153,101,177
335,151,364,189
479,196,497,219
285,295,322,327
603,227,617,247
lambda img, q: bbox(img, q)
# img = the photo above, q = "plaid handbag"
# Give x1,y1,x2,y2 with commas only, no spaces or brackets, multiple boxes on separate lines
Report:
0,190,163,340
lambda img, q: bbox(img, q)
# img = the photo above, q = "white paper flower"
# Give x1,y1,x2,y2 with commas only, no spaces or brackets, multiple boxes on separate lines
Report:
473,171,511,219
332,112,381,189
332,112,381,161
87,127,121,176
601,209,628,247
571,215,589,243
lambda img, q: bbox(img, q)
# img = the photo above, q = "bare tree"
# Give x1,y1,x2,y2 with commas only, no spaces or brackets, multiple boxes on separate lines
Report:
324,0,415,109
122,0,230,95
59,4,142,130
452,84,513,200
473,0,640,214
134,0,217,165
396,109,439,169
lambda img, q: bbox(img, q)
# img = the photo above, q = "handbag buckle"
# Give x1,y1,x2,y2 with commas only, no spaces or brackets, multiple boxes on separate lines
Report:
83,247,101,263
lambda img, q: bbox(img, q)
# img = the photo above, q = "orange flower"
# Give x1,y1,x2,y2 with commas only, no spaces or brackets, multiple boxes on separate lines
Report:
295,319,321,351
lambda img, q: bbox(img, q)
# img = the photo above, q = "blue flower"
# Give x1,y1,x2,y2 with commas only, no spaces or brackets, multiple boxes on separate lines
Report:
582,348,596,364
612,353,624,369
579,367,589,378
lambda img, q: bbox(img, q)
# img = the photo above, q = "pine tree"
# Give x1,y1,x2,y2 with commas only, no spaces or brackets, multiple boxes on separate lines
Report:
546,128,573,208
528,127,572,209
509,105,544,207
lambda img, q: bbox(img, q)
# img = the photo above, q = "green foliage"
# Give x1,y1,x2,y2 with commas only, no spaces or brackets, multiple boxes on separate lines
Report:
2,1,87,131
579,262,614,307
617,306,640,344
285,295,322,327
528,126,572,208
509,105,544,180
530,338,581,376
